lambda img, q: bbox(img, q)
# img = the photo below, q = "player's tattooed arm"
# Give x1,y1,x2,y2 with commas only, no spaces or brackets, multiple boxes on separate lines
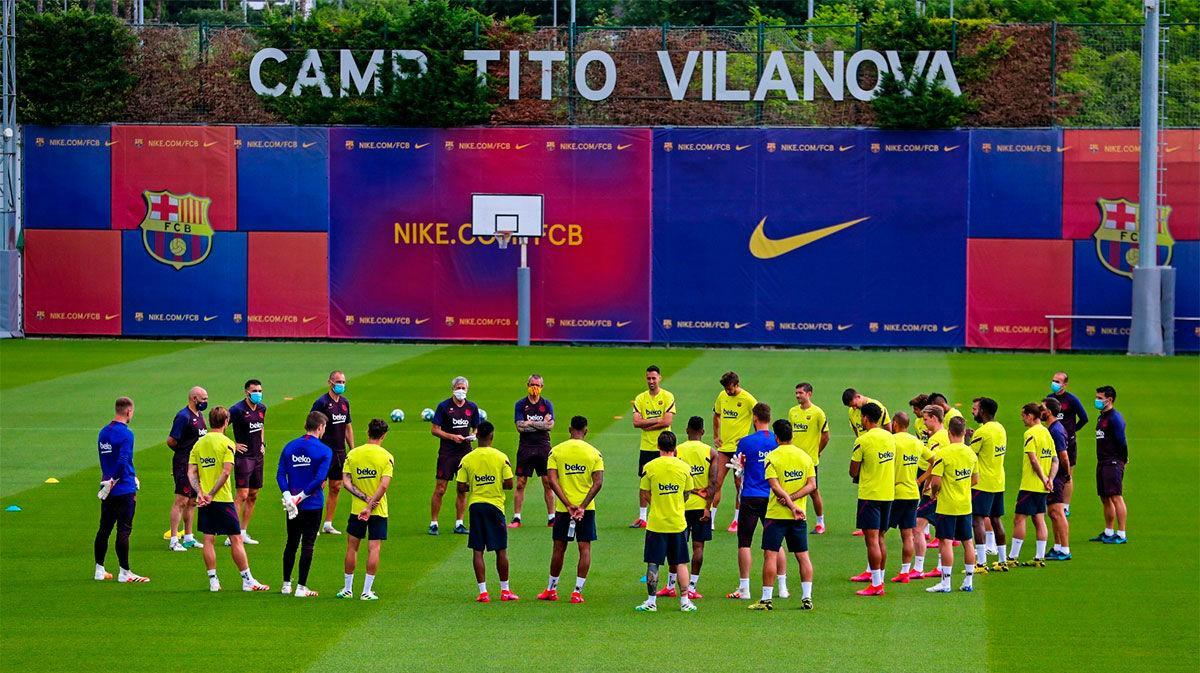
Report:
340,473,371,502
578,471,603,512
187,465,203,499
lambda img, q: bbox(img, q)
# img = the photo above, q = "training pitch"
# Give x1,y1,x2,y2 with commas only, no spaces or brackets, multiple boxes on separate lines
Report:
0,340,1196,672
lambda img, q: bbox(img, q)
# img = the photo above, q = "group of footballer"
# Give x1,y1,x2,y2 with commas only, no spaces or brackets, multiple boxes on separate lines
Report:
92,365,1131,611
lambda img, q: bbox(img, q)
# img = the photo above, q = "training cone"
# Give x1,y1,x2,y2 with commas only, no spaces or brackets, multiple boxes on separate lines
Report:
5,505,21,512
163,529,173,540
44,477,60,484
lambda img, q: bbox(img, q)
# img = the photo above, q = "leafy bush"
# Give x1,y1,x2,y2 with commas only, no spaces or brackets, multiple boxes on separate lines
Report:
871,71,975,128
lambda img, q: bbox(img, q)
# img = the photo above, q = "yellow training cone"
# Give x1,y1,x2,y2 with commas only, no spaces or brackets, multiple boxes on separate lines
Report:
44,478,59,484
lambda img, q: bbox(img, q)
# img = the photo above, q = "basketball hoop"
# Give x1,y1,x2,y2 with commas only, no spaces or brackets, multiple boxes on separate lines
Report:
497,232,513,250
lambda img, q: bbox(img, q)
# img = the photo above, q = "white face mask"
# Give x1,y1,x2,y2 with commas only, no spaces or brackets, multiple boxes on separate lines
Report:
453,389,468,401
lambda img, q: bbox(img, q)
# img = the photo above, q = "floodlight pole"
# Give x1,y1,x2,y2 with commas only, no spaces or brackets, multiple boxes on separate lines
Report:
1129,0,1164,355
517,240,530,346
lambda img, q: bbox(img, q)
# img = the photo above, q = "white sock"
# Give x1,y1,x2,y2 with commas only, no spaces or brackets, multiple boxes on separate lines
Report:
241,528,248,536
575,577,586,592
1010,538,1024,559
647,594,657,606
940,565,951,585
1053,543,1062,552
455,519,464,528
364,574,375,593
871,569,883,586
1035,540,1047,559
1117,529,1126,539
914,555,925,572
170,536,179,545
761,586,774,601
816,515,825,525
343,573,354,592
689,574,699,589
478,582,487,594
1104,527,1115,536
513,513,522,520
430,520,437,528
666,573,677,589
777,574,788,592
500,580,510,591
964,566,975,588
802,581,812,599
207,569,217,579
997,545,1007,562
547,576,559,590
239,568,252,582
184,534,195,542
901,562,911,574
1065,505,1071,515
739,577,750,593
733,508,740,521
681,595,694,608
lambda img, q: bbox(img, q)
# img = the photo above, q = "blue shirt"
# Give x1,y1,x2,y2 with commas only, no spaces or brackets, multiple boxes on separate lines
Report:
1048,421,1068,456
276,435,333,511
1095,409,1128,463
735,429,776,498
1051,391,1088,441
98,421,137,497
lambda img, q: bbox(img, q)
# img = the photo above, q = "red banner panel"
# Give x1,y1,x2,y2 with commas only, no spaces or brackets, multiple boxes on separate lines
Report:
111,125,237,231
247,232,329,338
966,238,1073,350
24,230,121,335
1062,129,1199,241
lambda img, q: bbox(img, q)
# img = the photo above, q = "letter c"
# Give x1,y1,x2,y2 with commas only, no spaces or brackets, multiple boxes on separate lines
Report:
250,48,287,97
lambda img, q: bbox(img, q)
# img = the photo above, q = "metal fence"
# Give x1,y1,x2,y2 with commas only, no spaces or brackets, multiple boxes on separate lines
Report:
73,21,1200,126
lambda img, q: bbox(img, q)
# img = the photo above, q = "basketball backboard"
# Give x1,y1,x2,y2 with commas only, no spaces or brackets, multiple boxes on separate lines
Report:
471,194,544,237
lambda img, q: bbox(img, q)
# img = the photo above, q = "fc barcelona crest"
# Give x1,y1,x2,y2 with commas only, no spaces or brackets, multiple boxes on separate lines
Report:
139,190,215,271
1093,198,1173,279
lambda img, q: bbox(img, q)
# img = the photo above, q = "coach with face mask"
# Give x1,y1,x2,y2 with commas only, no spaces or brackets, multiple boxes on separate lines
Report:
429,376,480,536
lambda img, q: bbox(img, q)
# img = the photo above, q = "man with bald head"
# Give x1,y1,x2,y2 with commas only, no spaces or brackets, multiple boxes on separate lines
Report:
167,386,209,551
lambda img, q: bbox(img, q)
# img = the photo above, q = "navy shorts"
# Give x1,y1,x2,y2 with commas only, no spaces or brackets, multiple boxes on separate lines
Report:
552,510,597,542
638,450,657,476
890,498,918,530
644,531,690,567
327,451,346,482
685,509,713,543
916,494,937,520
197,502,240,536
172,458,195,498
1096,460,1124,498
346,514,388,540
971,490,1004,518
736,497,769,548
234,456,264,490
1014,490,1048,516
1049,475,1068,505
761,519,808,553
467,503,507,552
935,513,973,542
856,499,893,531
516,446,550,478
436,448,469,482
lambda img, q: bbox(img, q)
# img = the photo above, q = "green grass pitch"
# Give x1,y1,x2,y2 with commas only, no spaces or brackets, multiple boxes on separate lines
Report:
0,339,1196,672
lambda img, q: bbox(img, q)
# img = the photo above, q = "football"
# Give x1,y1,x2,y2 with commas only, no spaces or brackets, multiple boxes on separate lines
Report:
389,409,405,423
421,408,435,422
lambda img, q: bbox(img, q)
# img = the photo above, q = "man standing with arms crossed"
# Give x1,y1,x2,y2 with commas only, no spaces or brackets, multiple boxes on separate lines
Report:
511,374,555,528
277,411,332,598
748,419,817,611
1048,371,1088,517
539,416,604,604
95,397,149,584
713,371,757,533
1089,386,1129,544
339,418,394,600
229,379,266,546
849,403,896,597
312,371,354,535
630,365,675,528
167,386,207,551
788,382,829,533
456,421,517,603
430,376,479,535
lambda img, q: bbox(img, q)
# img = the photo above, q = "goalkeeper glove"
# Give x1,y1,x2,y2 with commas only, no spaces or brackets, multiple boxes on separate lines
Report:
282,493,299,520
97,479,115,500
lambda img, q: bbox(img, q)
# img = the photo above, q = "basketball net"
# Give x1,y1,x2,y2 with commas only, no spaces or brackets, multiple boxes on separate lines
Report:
497,232,513,250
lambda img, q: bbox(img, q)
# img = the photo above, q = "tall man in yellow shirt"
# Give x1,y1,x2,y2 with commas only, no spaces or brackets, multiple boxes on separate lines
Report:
748,420,817,611
630,365,675,528
338,419,394,600
456,421,516,603
848,403,896,597
970,397,1010,571
540,416,605,604
637,431,699,613
788,382,829,533
712,371,757,533
188,406,268,593
926,417,980,593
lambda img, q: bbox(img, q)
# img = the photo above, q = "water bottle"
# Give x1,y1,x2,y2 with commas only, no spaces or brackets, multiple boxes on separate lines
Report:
567,518,577,541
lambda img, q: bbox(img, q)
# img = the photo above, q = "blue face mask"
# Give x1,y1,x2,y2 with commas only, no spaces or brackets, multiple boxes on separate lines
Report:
332,383,346,395
1094,399,1105,410
196,401,208,411
1050,381,1063,393
249,392,263,405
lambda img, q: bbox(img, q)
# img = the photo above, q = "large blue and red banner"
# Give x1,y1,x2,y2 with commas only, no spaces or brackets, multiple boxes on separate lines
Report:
652,128,968,347
328,127,652,341
19,124,1200,352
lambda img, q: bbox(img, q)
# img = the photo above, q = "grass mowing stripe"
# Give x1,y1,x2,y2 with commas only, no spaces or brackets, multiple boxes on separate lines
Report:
0,339,202,390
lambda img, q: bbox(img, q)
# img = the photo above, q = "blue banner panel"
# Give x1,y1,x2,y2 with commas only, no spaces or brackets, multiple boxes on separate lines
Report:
967,128,1063,239
652,129,968,347
1072,240,1198,351
236,127,329,231
121,230,247,337
23,125,111,229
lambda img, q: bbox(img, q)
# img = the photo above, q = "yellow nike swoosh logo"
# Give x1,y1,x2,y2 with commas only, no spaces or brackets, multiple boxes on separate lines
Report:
104,313,119,320
617,320,631,327
942,325,959,333
617,144,632,150
105,140,118,147
415,318,430,325
1056,146,1071,152
838,145,854,152
734,322,749,329
1166,146,1180,153
204,141,218,148
516,143,530,150
302,142,316,149
1054,327,1068,334
415,143,429,149
203,315,218,322
748,216,869,259
735,145,750,151
943,145,959,152
302,316,317,324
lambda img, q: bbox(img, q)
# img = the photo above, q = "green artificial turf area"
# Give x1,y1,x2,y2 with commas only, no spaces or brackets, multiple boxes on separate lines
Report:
1,339,1196,672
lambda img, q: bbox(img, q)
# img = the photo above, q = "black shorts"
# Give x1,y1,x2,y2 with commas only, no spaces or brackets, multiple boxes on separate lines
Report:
935,513,973,542
1065,436,1078,466
1014,490,1048,516
197,502,240,536
971,490,1004,518
916,494,937,520
890,498,919,530
234,456,264,490
552,510,597,542
856,498,893,531
327,451,346,482
761,519,808,553
1049,476,1068,505
346,514,388,540
736,497,769,548
685,509,713,543
644,530,690,567
437,447,470,482
172,458,195,498
99,492,137,533
638,450,657,476
516,446,550,478
1097,460,1125,498
467,503,507,552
